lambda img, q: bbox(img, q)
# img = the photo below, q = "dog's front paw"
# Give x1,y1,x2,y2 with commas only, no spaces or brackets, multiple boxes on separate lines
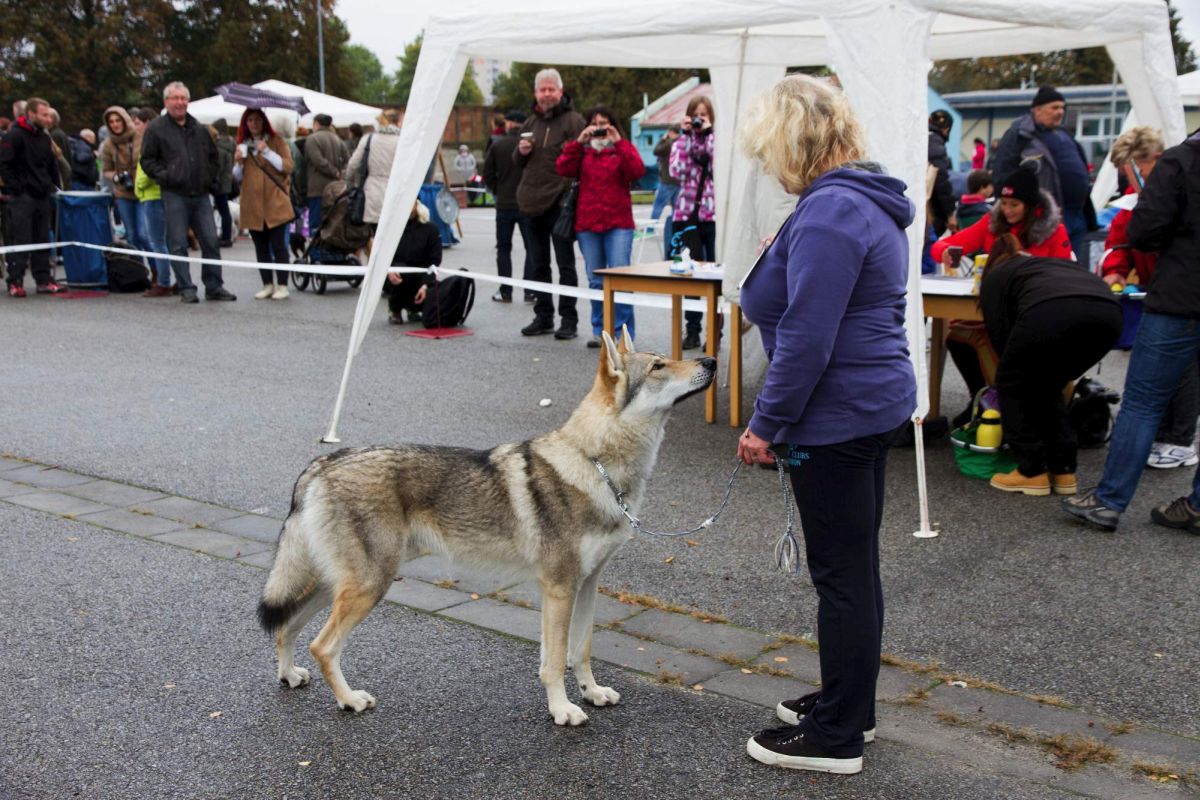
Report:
278,666,310,688
582,685,620,707
550,701,589,726
338,689,377,713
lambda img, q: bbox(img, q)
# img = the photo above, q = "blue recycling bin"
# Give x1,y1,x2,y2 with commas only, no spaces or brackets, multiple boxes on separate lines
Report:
56,191,113,288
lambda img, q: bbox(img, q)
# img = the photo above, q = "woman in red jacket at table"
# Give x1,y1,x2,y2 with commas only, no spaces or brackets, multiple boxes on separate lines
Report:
931,166,1073,424
556,105,645,348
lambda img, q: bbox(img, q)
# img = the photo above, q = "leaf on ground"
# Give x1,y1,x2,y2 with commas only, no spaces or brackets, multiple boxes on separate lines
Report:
298,761,312,767
685,540,699,547
208,711,222,718
66,536,79,542
663,555,675,564
773,656,788,663
692,684,704,691
470,593,480,600
740,668,753,674
163,683,175,689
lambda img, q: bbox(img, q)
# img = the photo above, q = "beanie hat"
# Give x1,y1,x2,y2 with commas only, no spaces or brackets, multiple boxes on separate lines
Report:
929,109,952,131
999,166,1040,207
1030,86,1065,108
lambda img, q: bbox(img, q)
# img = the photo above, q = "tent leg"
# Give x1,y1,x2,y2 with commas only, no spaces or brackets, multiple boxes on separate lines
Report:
321,348,358,444
912,418,938,538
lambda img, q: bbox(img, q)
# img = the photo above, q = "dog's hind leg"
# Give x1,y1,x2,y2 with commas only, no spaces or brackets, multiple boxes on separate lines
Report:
569,567,620,708
539,575,588,726
275,587,331,688
309,581,387,712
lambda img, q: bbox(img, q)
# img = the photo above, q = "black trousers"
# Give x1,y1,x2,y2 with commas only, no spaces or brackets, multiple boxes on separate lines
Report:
676,219,716,335
495,207,532,300
995,298,1123,476
249,224,290,284
7,194,52,285
526,206,577,325
785,423,902,758
384,276,424,315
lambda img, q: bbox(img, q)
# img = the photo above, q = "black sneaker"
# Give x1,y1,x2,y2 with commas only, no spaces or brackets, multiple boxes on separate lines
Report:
492,291,512,303
180,288,199,304
524,292,537,304
746,726,862,774
776,691,875,743
521,318,555,336
1150,496,1200,533
587,335,602,349
1063,490,1120,531
554,323,578,340
205,287,237,301
682,332,701,350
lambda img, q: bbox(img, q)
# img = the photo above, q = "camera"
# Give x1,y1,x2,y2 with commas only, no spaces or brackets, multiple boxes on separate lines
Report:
115,171,134,190
690,117,707,131
590,126,609,138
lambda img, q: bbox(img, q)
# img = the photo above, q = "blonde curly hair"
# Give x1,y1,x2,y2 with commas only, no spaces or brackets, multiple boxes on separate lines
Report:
738,74,866,194
1110,126,1164,166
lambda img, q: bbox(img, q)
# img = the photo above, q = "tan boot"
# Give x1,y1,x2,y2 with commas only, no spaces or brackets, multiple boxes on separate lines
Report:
255,283,275,300
270,284,289,300
989,469,1051,496
1050,473,1077,496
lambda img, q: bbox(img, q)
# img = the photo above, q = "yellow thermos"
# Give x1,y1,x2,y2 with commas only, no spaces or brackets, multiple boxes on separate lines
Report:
976,408,1003,449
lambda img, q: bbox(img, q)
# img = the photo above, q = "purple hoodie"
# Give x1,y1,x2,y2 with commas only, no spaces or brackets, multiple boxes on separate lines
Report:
741,166,916,445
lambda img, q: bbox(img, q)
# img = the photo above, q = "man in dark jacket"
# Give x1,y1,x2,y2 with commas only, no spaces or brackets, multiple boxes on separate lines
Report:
927,110,957,235
212,119,235,247
1065,129,1200,533
992,86,1094,264
0,98,63,296
140,81,235,302
304,114,344,236
513,68,585,339
483,110,532,303
651,125,681,258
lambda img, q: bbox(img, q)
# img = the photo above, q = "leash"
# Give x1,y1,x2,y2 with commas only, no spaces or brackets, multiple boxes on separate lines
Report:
591,456,803,574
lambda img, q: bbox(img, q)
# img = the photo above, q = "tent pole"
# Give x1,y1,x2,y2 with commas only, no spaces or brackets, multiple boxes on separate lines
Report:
912,420,937,538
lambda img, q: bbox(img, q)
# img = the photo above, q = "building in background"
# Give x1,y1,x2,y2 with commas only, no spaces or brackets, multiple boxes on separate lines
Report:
628,78,709,189
471,57,511,105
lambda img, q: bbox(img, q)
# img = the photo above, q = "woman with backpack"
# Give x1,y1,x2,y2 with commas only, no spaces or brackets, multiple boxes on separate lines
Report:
233,108,294,300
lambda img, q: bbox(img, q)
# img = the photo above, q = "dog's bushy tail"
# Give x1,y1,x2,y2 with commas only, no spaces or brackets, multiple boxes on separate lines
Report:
257,487,319,635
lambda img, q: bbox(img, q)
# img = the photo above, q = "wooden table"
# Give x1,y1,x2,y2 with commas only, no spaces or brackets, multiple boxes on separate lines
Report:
921,277,982,419
595,262,729,424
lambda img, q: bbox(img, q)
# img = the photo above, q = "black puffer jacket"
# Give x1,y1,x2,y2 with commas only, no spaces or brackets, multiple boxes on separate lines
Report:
927,124,956,230
0,117,60,198
139,113,218,197
1131,129,1200,319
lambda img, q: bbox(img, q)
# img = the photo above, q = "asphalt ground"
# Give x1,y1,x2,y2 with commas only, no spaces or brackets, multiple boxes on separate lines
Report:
1,208,1197,793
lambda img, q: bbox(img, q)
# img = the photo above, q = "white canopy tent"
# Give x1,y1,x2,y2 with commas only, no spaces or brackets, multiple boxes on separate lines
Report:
187,79,382,128
324,0,1183,532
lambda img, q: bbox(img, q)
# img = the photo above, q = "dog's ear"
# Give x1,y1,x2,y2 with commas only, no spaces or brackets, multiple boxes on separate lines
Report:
600,330,623,376
617,325,635,354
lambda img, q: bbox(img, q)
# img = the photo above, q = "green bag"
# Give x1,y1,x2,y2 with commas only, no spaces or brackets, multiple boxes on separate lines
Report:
950,386,1016,480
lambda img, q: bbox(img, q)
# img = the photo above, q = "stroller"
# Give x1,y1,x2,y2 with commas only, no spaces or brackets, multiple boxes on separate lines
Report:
291,179,370,294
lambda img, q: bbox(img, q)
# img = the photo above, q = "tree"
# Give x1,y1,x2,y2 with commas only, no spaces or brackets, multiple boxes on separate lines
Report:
930,1,1196,94
344,43,391,105
492,63,705,127
391,33,484,105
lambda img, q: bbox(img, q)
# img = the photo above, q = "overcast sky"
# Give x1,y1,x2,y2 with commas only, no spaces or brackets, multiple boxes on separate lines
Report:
339,0,1200,76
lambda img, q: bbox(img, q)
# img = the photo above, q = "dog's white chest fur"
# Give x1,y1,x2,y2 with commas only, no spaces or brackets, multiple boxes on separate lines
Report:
578,531,629,578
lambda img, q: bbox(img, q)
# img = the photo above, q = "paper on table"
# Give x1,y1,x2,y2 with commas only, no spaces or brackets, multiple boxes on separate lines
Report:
920,275,976,296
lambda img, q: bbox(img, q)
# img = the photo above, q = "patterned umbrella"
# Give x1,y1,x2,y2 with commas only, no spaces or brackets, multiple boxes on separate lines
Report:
213,82,310,115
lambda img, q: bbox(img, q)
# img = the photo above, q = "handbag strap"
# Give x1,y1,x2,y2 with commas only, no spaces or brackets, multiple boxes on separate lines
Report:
358,135,372,186
246,147,291,198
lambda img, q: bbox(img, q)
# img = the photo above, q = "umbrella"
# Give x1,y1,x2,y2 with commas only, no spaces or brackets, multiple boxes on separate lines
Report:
213,82,310,116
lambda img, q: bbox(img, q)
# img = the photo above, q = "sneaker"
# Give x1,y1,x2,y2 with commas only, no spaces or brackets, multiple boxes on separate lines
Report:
1063,490,1120,531
1147,444,1199,470
989,469,1051,496
521,318,555,336
554,323,577,340
587,335,602,349
180,288,199,304
270,285,289,300
1050,473,1077,496
143,285,173,298
7,283,26,298
492,291,512,303
746,726,863,774
35,281,64,294
255,284,275,300
776,691,875,743
205,287,237,301
1150,496,1200,533
682,332,701,350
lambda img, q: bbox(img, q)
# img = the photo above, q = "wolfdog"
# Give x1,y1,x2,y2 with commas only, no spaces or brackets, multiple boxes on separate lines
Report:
257,331,716,725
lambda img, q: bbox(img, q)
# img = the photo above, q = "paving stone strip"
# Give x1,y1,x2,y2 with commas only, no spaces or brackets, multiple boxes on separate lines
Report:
3,454,1197,792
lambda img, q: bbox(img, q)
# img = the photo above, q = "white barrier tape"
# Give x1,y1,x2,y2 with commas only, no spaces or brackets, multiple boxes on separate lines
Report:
0,240,725,312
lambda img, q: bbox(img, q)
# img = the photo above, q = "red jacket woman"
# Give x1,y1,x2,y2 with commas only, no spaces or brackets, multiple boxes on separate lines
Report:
931,174,1072,266
555,137,644,233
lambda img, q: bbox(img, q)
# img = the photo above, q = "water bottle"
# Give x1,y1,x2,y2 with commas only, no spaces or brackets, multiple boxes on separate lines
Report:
975,408,1003,449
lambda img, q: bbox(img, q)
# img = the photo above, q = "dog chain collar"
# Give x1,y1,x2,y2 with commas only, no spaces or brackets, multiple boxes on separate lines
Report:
591,456,802,575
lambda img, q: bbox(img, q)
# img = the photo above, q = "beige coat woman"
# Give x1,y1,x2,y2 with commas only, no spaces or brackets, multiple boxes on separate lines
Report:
346,122,400,225
99,106,138,200
237,135,294,231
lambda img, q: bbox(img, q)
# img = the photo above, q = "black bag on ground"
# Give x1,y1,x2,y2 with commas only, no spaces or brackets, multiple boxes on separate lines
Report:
422,270,475,328
1068,377,1120,448
105,244,151,293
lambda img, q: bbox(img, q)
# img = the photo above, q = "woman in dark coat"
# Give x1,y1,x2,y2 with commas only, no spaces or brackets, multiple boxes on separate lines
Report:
385,200,442,324
980,234,1122,496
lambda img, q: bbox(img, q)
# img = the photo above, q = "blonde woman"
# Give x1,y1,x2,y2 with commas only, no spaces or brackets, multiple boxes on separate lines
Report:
735,74,915,775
